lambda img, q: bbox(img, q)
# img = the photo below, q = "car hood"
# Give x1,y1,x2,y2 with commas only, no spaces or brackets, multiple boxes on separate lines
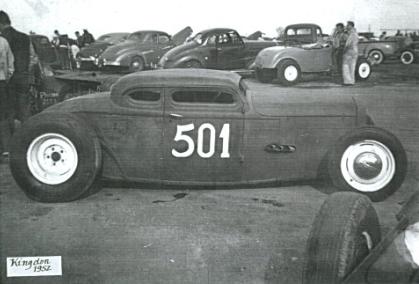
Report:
78,41,112,58
249,87,357,117
100,40,156,59
163,41,199,58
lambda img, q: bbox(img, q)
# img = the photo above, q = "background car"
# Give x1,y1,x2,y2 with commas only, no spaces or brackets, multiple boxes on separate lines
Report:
158,28,278,70
303,191,419,283
10,69,406,202
76,32,129,70
98,27,192,72
253,41,371,85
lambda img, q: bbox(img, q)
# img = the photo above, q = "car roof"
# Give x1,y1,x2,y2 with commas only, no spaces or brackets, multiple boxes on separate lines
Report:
286,23,321,30
130,30,169,35
198,28,237,37
111,69,241,96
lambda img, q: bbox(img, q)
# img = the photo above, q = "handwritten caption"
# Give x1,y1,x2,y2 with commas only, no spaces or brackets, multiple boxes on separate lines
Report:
7,256,62,277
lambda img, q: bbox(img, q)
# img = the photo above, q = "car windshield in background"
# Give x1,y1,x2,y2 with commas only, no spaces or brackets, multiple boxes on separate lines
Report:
98,34,127,43
97,35,112,41
193,33,204,44
127,33,153,43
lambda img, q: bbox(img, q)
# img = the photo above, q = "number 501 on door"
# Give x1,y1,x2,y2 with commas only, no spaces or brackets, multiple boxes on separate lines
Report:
172,123,230,158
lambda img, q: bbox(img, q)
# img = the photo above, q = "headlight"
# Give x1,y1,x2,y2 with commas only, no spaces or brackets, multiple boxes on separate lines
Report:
404,222,419,265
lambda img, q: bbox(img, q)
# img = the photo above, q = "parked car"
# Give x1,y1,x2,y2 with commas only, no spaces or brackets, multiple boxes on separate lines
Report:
97,27,192,72
29,34,62,69
279,23,327,44
76,32,129,70
253,41,371,85
10,69,406,202
359,36,416,65
158,28,278,70
303,191,419,283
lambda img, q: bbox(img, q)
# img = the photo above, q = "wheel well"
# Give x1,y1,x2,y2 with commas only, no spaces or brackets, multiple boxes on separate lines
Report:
275,58,300,70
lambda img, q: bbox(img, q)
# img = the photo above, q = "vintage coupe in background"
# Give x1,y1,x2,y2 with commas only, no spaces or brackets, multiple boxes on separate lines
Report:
10,69,406,202
158,28,278,70
98,27,192,72
76,32,129,70
304,191,419,283
253,41,371,85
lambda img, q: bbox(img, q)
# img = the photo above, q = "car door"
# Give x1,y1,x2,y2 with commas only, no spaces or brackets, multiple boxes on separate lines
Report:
163,86,245,184
215,31,246,69
103,88,164,182
153,33,174,66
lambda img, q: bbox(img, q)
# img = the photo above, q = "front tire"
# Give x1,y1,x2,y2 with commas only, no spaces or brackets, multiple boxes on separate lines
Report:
129,56,145,72
276,59,301,86
303,192,381,284
328,127,407,201
400,50,415,65
355,58,371,81
368,49,384,65
10,113,102,202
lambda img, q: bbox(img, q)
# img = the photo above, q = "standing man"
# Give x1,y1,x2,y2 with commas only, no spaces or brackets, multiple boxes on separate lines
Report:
331,23,346,75
342,21,359,86
0,33,14,160
0,11,31,123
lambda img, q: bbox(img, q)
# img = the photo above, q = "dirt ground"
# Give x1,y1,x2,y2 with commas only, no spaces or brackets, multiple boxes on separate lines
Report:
1,61,419,284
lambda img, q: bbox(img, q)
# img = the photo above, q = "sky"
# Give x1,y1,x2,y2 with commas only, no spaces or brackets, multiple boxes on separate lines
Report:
2,0,419,38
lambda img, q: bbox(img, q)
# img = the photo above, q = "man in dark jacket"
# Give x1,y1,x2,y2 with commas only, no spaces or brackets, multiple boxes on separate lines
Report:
0,10,31,122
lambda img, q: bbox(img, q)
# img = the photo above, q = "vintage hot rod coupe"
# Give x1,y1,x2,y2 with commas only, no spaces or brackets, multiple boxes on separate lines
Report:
304,191,419,283
158,28,278,70
97,27,192,72
253,41,371,85
10,69,406,202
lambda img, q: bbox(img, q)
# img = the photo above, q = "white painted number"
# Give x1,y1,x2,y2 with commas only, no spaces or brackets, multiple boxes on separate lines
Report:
172,123,230,158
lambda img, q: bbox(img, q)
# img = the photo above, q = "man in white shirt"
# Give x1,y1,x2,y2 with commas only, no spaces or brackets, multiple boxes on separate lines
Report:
342,21,359,85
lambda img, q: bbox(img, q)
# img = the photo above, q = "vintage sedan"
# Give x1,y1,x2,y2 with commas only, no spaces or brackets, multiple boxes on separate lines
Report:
98,28,192,72
253,42,371,85
158,28,278,70
304,191,419,283
76,32,129,70
10,69,406,202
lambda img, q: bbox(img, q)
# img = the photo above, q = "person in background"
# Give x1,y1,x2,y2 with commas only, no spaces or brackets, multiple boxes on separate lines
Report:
75,31,84,48
0,11,31,123
0,33,14,161
52,29,60,47
82,29,95,46
342,21,359,86
331,23,346,76
379,31,387,40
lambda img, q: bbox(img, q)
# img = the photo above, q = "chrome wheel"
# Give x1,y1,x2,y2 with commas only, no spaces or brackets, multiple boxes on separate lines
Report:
284,65,298,82
368,50,384,65
340,140,395,192
27,133,78,185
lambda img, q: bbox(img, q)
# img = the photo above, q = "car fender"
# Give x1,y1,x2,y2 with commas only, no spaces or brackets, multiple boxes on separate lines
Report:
274,56,300,69
116,51,148,66
171,55,206,68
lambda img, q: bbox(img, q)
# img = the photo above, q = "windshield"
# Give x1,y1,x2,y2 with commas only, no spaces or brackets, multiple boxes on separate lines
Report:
192,33,205,44
127,32,153,43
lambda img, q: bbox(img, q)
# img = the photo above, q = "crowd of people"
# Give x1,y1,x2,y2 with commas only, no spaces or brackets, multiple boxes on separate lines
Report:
331,21,360,85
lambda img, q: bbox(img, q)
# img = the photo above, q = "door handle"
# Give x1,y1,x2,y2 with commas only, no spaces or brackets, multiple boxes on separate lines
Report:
169,113,183,119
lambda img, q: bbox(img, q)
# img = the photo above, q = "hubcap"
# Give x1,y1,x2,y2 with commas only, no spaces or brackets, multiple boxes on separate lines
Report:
340,140,395,192
27,133,78,185
284,65,298,82
369,52,383,64
358,63,370,78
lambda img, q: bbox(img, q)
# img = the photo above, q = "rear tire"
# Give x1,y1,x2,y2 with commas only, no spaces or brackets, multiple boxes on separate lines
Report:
328,127,407,201
303,192,381,284
129,56,145,72
276,59,301,86
10,113,102,202
400,50,415,65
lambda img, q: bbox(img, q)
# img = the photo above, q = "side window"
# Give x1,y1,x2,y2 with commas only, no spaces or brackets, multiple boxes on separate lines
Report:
316,28,322,37
158,35,170,44
128,90,160,102
207,35,216,45
217,33,231,45
228,31,243,45
286,29,296,36
172,90,234,104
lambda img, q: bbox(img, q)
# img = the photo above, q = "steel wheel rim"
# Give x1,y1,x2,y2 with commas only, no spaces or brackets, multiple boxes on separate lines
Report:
369,51,383,64
284,65,298,82
358,62,370,78
340,140,395,192
401,51,414,65
27,133,78,185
